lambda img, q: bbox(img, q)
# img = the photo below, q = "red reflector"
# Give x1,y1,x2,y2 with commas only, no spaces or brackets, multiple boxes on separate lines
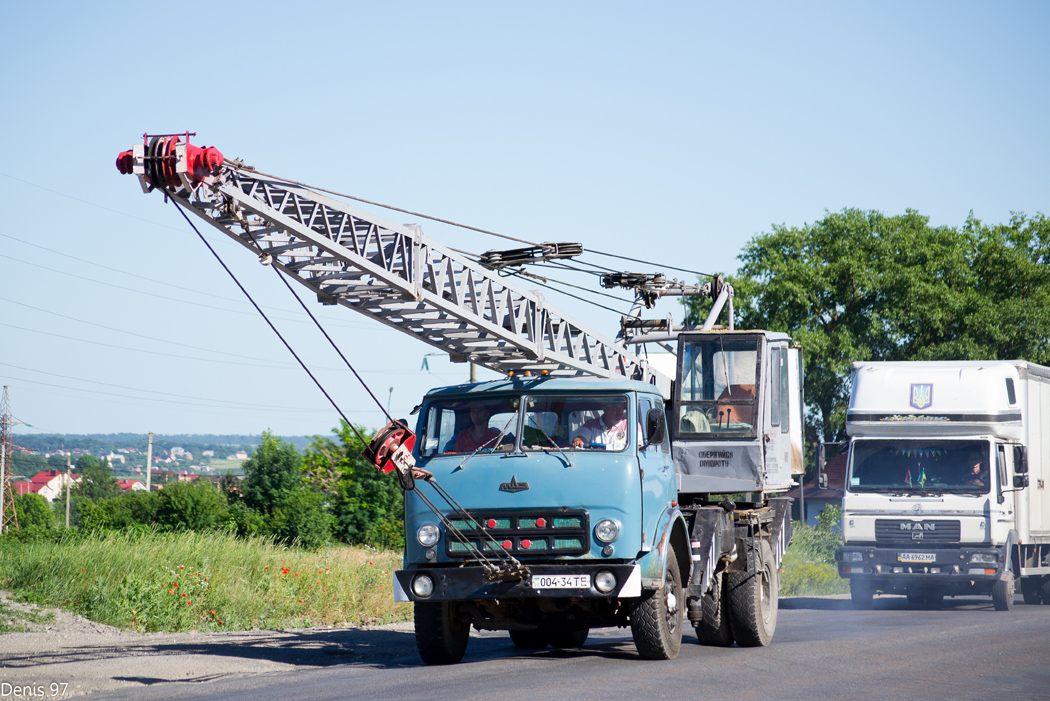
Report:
503,540,512,549
522,539,532,549
536,518,547,528
487,519,497,528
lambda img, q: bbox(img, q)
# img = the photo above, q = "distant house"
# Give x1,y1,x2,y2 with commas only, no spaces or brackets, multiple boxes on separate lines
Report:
177,471,199,483
116,479,147,492
228,451,248,461
104,452,126,464
202,450,215,458
12,480,42,497
783,452,847,526
26,470,82,503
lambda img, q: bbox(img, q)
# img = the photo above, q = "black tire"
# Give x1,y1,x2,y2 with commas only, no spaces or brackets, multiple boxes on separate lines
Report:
548,628,589,648
1038,576,1050,605
850,579,874,611
727,540,779,647
692,572,734,647
508,630,548,649
1020,577,1042,605
630,546,684,660
415,601,470,665
992,576,1015,611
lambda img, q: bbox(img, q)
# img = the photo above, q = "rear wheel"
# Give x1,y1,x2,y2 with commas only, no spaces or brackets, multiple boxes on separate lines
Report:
548,629,589,648
727,540,779,647
508,630,548,649
692,572,734,647
992,575,1015,611
849,579,874,610
415,601,470,665
630,546,684,660
1020,577,1042,605
1038,576,1050,605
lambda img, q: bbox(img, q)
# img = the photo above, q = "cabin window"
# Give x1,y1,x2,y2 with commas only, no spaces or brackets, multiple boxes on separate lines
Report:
677,335,759,438
1006,378,1016,405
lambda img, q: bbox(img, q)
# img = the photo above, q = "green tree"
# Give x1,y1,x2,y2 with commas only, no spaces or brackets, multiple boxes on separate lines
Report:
75,456,121,501
269,490,331,549
685,209,1050,445
14,493,53,530
154,480,227,531
305,421,404,547
240,430,303,514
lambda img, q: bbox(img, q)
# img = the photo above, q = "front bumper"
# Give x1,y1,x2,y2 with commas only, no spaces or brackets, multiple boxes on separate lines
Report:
836,545,1006,583
393,563,640,602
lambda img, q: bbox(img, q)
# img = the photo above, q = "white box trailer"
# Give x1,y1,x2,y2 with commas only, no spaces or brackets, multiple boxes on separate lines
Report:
835,360,1050,610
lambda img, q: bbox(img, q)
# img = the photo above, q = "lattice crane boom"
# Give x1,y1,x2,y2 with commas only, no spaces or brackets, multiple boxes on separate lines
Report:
117,135,672,396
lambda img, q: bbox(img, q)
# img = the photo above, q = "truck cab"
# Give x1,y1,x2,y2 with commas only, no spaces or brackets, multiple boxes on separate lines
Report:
837,361,1037,610
394,377,689,662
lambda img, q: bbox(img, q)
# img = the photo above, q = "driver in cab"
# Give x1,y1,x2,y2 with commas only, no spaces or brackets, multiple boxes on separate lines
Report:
572,398,629,450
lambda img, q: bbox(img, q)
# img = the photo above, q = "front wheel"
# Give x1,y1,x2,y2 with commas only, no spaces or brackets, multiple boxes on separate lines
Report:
850,579,874,610
727,540,779,647
992,575,1015,612
630,546,684,660
415,601,470,665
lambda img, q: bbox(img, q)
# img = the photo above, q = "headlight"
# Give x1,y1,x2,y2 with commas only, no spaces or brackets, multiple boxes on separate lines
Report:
970,553,998,564
594,519,620,543
417,523,440,547
594,570,617,593
412,574,435,597
840,551,864,562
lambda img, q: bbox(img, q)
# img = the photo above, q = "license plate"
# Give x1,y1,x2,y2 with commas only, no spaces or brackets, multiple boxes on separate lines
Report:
898,552,936,563
532,574,590,589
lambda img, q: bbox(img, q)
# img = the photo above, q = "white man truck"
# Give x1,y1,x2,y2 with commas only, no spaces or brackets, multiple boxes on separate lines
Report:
836,360,1050,610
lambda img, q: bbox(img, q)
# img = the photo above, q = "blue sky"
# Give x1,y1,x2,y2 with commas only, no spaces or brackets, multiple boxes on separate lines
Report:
1,1,1047,437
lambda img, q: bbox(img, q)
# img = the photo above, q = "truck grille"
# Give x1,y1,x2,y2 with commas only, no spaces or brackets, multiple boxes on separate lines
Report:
444,509,590,558
874,519,961,544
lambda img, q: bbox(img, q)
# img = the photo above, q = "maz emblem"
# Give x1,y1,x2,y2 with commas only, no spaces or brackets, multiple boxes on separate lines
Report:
499,475,530,493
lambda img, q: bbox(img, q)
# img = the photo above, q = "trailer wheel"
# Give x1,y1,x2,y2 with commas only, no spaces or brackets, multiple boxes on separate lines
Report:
692,571,734,647
548,629,589,648
1038,576,1050,605
1020,577,1042,605
991,576,1015,611
630,545,684,659
415,601,470,665
508,630,548,649
727,540,779,647
849,579,874,610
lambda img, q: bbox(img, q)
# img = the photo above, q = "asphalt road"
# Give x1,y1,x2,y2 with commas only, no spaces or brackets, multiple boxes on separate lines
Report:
7,594,1050,700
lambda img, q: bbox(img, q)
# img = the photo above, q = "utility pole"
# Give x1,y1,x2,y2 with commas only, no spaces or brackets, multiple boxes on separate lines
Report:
146,432,153,492
0,386,20,534
65,453,71,528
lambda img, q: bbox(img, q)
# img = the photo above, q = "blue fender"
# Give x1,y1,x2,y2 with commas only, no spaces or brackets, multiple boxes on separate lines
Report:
636,506,691,590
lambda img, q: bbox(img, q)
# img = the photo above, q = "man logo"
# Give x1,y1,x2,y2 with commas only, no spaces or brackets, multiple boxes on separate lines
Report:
910,383,933,410
899,522,936,531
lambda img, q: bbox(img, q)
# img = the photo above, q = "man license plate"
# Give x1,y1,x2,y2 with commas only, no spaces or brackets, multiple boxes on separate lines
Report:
898,553,936,563
532,574,590,589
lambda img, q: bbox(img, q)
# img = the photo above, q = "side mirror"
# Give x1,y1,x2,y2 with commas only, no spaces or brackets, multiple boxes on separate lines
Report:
645,408,666,447
1014,474,1030,489
817,473,828,490
1015,445,1029,474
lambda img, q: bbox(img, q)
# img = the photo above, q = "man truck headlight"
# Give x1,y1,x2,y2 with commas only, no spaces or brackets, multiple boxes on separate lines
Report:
970,553,998,564
412,574,435,598
594,519,620,543
417,523,440,547
594,570,617,593
841,551,864,562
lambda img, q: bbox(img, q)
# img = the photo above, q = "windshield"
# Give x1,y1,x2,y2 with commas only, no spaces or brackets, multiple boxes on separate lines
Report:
678,335,759,437
523,394,633,452
848,439,991,494
419,397,519,457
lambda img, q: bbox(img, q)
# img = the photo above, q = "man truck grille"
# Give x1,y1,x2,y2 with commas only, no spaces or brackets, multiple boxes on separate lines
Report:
874,519,961,544
445,509,590,557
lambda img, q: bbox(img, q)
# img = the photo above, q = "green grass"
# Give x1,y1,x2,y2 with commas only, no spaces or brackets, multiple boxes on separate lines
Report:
0,530,408,632
779,518,850,597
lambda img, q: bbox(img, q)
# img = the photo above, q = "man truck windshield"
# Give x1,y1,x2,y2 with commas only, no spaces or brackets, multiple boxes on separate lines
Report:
848,439,991,494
